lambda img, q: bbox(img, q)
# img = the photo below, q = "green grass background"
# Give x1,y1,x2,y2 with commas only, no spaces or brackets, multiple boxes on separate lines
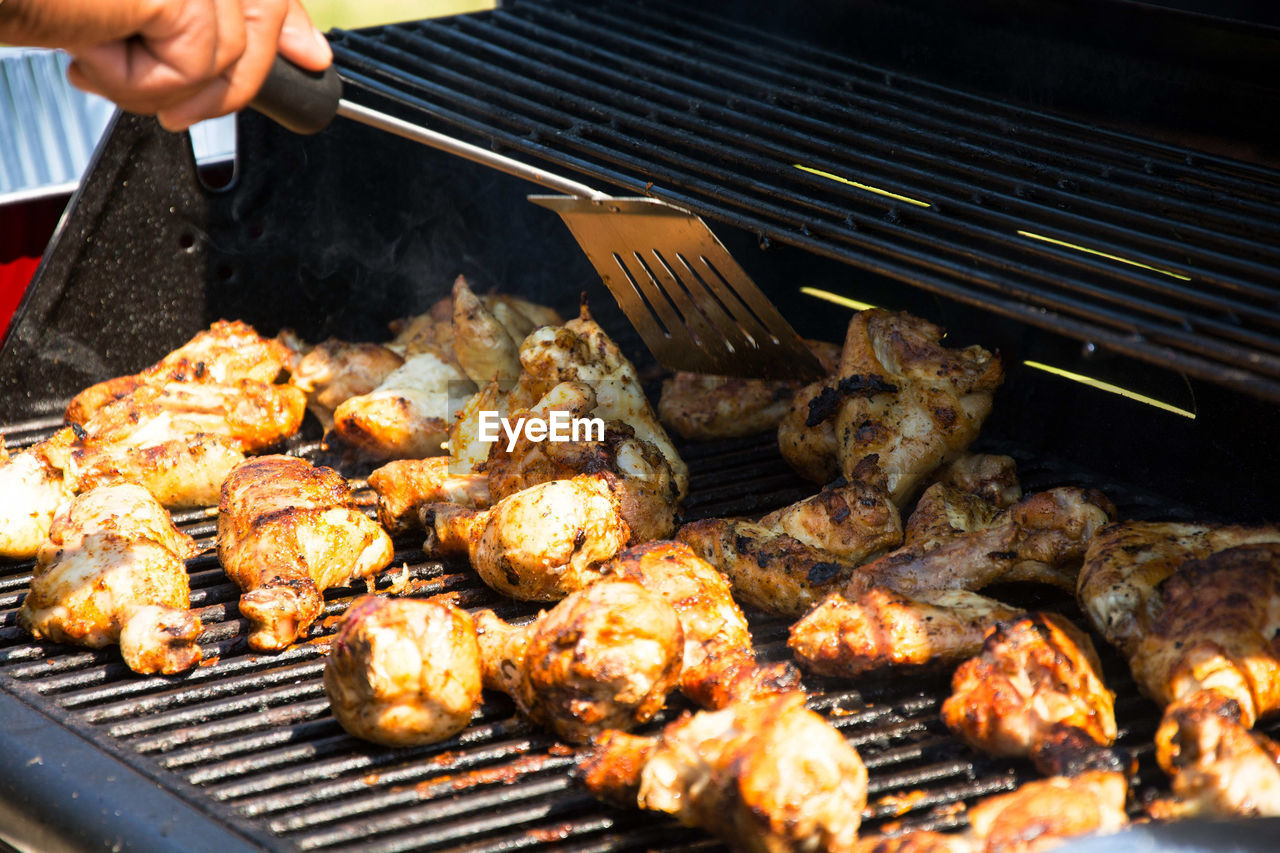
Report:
303,0,493,31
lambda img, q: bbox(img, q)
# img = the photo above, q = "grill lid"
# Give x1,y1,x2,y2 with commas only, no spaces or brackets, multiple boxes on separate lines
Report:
327,0,1280,402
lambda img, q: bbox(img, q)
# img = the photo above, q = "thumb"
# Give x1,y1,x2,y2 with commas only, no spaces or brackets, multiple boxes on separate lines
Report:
277,0,331,71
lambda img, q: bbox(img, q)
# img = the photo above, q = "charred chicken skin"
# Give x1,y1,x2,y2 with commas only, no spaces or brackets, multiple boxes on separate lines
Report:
658,340,841,441
426,473,631,602
217,455,394,651
474,579,683,743
368,456,492,536
580,692,868,853
790,487,1113,678
19,484,202,674
324,595,483,747
603,541,801,709
942,612,1118,776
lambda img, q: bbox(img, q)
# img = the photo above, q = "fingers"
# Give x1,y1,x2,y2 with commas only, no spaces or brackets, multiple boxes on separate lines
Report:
63,0,328,131
154,0,300,131
277,0,332,71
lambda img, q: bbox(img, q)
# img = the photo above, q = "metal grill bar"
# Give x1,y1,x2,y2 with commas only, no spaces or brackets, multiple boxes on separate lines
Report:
327,0,1280,401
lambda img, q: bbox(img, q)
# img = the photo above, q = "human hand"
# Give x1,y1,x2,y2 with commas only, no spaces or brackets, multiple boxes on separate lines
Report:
0,0,332,131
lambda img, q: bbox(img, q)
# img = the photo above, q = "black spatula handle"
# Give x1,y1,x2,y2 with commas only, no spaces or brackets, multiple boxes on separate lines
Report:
250,56,342,135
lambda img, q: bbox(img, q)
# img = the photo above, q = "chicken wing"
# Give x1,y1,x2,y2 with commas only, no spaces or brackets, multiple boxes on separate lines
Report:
451,276,523,384
324,595,482,747
217,455,394,651
777,378,842,484
658,340,841,440
65,319,295,424
790,587,1021,678
942,612,1117,776
473,579,683,743
291,339,404,430
0,428,75,559
925,453,1022,509
19,484,202,674
1151,690,1280,818
368,457,491,535
580,692,868,853
426,473,630,601
757,477,902,562
332,351,475,461
603,541,801,709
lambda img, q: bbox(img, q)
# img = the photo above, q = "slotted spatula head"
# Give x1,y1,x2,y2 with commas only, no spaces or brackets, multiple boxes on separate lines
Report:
530,196,826,381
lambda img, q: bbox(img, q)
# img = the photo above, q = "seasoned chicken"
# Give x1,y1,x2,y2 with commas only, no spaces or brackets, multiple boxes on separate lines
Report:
0,429,75,559
856,771,1128,853
324,595,482,747
658,340,841,440
901,483,1002,551
790,587,1021,677
603,541,801,709
68,432,246,510
427,473,630,601
1127,543,1280,726
756,477,902,562
777,378,842,484
942,612,1118,776
19,484,202,674
217,455,394,651
474,579,683,743
65,319,295,424
580,692,868,853
486,382,679,544
925,453,1022,509
677,518,859,617
332,350,475,461
509,304,689,500
368,457,491,535
790,487,1112,677
291,339,404,430
451,276,522,384
1151,690,1280,818
1077,522,1280,660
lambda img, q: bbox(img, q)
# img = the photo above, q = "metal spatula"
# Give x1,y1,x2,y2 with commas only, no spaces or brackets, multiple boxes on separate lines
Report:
252,59,825,380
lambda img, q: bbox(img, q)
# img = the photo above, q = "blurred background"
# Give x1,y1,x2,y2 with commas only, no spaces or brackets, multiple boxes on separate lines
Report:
305,0,492,29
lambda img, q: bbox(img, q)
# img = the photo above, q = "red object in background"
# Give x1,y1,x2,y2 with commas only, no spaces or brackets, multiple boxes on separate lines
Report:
0,191,72,342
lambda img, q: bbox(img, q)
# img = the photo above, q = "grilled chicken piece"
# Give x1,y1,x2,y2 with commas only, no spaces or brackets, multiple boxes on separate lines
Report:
1077,522,1280,660
451,276,523,384
0,429,75,559
291,339,404,430
324,595,482,747
69,432,246,509
580,692,868,853
603,541,801,709
368,457,491,535
486,383,679,544
427,473,630,601
965,770,1128,853
677,518,859,617
790,587,1021,678
942,613,1118,776
925,453,1022,509
474,579,683,743
757,477,902,562
901,484,1002,550
1127,543,1280,727
789,487,1112,678
19,484,202,674
65,319,295,424
332,351,475,461
514,304,689,500
777,378,843,484
658,340,841,440
1151,690,1280,818
218,455,394,651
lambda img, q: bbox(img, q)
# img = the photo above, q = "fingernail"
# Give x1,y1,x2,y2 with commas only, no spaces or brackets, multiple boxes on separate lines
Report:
313,26,332,57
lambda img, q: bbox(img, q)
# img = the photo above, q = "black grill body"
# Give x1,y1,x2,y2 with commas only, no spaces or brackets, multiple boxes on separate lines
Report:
3,1,1280,850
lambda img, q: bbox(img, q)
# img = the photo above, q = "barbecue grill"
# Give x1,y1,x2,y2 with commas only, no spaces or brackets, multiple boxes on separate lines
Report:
4,0,1280,849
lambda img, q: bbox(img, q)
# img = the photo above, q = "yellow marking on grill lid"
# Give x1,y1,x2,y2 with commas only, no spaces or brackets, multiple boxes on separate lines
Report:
1017,231,1192,281
800,287,877,312
793,164,932,208
1023,360,1195,419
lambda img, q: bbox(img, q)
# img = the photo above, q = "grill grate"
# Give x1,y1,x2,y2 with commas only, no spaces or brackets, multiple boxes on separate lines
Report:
327,0,1280,402
0,414,1247,852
